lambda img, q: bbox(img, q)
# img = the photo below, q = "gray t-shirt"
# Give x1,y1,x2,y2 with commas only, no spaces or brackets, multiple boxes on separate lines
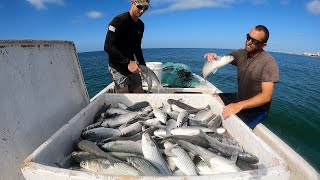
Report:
230,49,279,111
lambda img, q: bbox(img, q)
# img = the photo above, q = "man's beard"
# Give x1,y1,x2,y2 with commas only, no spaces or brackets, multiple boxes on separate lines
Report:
245,43,260,55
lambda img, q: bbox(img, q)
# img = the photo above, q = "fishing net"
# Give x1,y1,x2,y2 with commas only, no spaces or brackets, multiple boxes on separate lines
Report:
161,62,200,88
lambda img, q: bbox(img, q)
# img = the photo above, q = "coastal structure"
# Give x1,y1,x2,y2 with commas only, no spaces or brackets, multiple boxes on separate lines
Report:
303,52,320,57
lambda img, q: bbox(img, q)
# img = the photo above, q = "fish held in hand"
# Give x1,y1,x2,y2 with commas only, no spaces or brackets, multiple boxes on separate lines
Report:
202,55,234,79
139,65,166,92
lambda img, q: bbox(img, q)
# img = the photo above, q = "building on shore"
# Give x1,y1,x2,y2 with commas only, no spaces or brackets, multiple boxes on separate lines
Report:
303,52,320,57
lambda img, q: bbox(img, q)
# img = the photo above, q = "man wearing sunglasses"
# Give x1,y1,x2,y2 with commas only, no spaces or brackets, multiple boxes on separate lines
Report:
104,0,150,93
204,25,279,129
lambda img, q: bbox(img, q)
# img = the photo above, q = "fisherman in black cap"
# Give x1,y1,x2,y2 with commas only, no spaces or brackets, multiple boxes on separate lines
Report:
104,0,150,93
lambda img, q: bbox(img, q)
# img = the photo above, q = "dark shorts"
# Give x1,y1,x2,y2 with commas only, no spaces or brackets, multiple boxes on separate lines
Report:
108,65,142,91
218,93,268,128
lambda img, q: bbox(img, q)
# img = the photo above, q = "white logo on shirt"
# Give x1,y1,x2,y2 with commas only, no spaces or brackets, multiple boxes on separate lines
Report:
109,25,116,32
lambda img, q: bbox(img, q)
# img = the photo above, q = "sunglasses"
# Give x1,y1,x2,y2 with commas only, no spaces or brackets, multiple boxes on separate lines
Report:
134,2,149,11
246,33,264,44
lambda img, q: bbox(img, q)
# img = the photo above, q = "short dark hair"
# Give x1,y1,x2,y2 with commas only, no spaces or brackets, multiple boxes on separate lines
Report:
255,25,269,43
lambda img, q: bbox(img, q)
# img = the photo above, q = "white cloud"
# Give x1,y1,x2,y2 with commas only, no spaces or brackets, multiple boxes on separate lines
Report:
307,0,320,15
86,11,104,19
251,0,268,5
280,0,290,6
26,0,64,10
149,0,238,14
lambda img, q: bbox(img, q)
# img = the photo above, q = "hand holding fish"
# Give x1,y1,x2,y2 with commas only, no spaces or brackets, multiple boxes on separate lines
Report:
222,103,243,119
202,54,235,79
128,60,141,74
203,53,217,61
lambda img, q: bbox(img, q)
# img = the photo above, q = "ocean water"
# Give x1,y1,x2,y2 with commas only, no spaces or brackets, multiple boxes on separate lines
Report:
78,48,320,172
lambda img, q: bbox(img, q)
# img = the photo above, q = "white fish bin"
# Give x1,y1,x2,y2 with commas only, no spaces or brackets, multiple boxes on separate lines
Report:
21,94,290,180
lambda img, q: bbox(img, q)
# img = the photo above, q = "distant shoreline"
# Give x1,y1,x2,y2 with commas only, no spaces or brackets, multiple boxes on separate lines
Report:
302,53,320,57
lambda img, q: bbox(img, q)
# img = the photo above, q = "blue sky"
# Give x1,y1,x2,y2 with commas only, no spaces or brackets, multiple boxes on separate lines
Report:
1,0,320,53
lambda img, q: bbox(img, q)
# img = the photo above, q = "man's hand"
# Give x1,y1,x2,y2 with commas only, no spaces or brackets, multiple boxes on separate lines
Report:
128,60,141,73
222,102,243,119
221,82,275,119
204,53,217,61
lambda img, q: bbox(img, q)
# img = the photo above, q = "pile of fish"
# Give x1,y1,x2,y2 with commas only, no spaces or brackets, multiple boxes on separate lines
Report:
62,98,259,176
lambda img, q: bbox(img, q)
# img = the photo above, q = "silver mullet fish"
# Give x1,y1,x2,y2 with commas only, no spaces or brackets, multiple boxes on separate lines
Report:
202,55,234,79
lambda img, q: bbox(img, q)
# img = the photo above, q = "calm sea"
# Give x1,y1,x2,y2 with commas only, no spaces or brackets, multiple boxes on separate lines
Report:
78,48,320,172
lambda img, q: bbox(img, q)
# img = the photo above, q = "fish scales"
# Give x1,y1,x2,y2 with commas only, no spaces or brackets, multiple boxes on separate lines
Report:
154,128,168,138
171,104,187,113
170,127,214,136
199,130,243,157
196,145,241,173
144,118,162,126
202,55,234,79
164,141,198,175
139,65,161,85
94,104,110,121
190,109,215,123
82,121,102,132
166,119,177,135
77,140,116,165
175,139,241,173
81,127,120,139
207,115,222,129
167,98,199,112
127,156,162,176
152,106,167,124
100,126,157,143
71,151,98,163
126,101,150,111
142,132,173,176
101,140,143,155
174,139,212,166
167,110,179,120
208,132,240,147
162,104,172,113
80,158,141,176
177,111,189,127
139,65,166,92
164,135,210,148
101,112,139,128
104,107,131,116
146,76,153,93
107,152,143,161
137,105,153,116
119,121,143,137
166,156,177,171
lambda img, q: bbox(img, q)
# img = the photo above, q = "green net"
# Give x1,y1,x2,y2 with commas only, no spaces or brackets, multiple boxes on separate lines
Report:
161,62,200,88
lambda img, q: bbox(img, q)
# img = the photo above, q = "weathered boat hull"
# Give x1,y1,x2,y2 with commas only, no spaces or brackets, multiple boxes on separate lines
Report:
0,40,89,180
